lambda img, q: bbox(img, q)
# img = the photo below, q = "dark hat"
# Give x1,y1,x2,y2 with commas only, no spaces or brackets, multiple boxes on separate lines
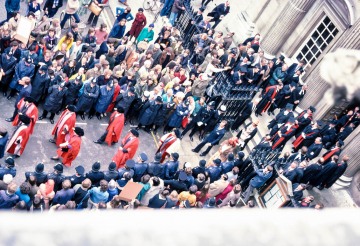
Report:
199,159,206,167
116,107,125,113
208,197,216,207
155,96,163,103
35,163,44,173
237,151,245,159
179,171,187,181
154,153,162,162
19,114,31,125
171,152,179,161
54,53,65,60
39,65,48,71
26,56,33,63
213,159,221,166
130,129,139,137
5,157,15,167
10,41,19,47
138,8,144,12
285,103,293,110
139,152,148,162
54,163,63,173
74,127,84,137
129,87,135,94
338,140,344,147
199,7,205,12
316,120,324,128
92,161,101,172
126,159,135,168
309,106,316,113
109,162,117,171
149,23,155,28
288,117,296,123
75,165,85,175
279,55,285,61
67,105,77,112
24,96,34,103
228,153,234,161
208,101,216,108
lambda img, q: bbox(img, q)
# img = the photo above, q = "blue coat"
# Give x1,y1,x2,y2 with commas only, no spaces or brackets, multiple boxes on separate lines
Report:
249,169,273,188
15,85,32,106
0,133,9,159
168,104,189,128
0,190,19,209
5,0,20,12
306,143,323,160
147,162,166,179
44,85,67,113
139,101,161,126
204,125,226,146
165,160,179,179
95,85,114,113
133,162,149,182
221,161,234,174
76,83,100,113
10,60,35,92
109,24,126,39
115,7,134,23
30,72,50,102
52,189,75,205
206,166,222,183
0,166,16,180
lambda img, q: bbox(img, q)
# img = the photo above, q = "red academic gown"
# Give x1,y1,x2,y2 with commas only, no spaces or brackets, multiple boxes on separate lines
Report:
258,85,278,113
106,84,120,112
6,124,31,156
105,112,125,146
56,133,82,167
156,132,178,163
112,133,139,169
51,109,76,146
12,99,38,134
271,124,297,150
322,147,341,163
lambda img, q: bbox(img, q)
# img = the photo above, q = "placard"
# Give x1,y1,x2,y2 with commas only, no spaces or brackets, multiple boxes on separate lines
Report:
118,182,143,202
13,16,33,45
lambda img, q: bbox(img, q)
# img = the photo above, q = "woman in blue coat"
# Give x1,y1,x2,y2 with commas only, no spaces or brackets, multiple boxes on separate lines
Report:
76,79,100,120
164,100,189,133
92,82,115,119
39,83,67,124
138,96,163,132
8,58,35,98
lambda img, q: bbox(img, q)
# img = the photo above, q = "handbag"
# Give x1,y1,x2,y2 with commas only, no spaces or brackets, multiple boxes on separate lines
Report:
88,1,102,16
181,116,189,128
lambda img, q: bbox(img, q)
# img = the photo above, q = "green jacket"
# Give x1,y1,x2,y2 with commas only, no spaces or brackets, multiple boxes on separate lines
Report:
137,28,154,42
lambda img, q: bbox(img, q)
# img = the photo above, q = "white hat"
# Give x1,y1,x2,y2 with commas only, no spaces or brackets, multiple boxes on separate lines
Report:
3,174,13,184
220,105,227,112
143,91,150,97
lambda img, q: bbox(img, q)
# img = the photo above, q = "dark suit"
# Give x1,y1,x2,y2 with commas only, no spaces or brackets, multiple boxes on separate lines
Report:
268,109,294,136
193,125,226,155
133,162,148,182
306,143,323,160
231,102,254,130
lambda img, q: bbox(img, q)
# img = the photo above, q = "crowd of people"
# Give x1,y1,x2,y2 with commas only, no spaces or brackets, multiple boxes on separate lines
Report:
0,0,358,211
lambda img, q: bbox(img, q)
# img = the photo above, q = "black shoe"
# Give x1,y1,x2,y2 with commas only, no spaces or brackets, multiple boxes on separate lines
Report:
179,135,183,140
3,92,7,97
49,139,55,143
199,135,203,141
189,136,194,142
200,152,207,157
191,149,198,153
50,119,54,124
6,96,12,100
56,111,61,115
80,115,85,120
13,154,20,158
96,115,102,120
38,116,45,120
5,118,13,122
88,115,93,119
255,113,259,117
93,140,103,144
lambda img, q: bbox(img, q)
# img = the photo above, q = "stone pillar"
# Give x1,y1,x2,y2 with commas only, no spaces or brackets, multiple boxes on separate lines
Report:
340,127,360,178
300,18,360,109
261,0,315,56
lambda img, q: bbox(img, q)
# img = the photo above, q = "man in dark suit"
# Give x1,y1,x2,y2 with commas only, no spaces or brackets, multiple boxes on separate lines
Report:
300,158,324,184
192,120,227,156
284,60,305,80
255,83,283,116
292,183,307,202
242,165,273,203
207,1,230,28
268,103,294,136
306,137,323,160
133,153,149,182
320,120,337,149
290,84,307,110
294,106,315,137
288,147,308,164
231,99,259,131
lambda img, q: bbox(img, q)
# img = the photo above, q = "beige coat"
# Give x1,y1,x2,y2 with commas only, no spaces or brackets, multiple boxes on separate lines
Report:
208,179,229,197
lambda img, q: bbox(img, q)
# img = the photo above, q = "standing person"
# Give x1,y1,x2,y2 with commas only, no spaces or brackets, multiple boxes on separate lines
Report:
30,65,50,105
87,0,109,27
0,182,19,209
25,163,48,186
236,120,259,150
0,49,18,97
207,1,230,29
242,166,273,203
39,83,68,124
9,97,38,135
292,121,322,152
50,105,77,146
169,0,185,26
6,115,32,158
94,107,125,146
255,83,283,116
128,8,147,40
164,100,189,133
271,118,297,150
137,96,163,133
76,78,100,120
60,0,81,29
89,82,115,120
231,99,259,131
0,157,16,179
51,127,85,167
192,120,227,157
3,0,20,23
137,24,155,43
322,155,349,189
156,130,181,163
112,129,140,169
0,128,9,159
44,0,64,18
8,58,35,99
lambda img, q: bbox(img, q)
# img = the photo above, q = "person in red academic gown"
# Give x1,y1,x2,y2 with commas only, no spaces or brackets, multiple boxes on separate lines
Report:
6,115,32,158
51,127,84,167
106,80,120,113
11,97,38,134
322,140,343,163
156,129,181,163
271,117,297,150
112,129,139,169
49,105,77,146
255,83,283,116
94,107,125,146
292,121,322,152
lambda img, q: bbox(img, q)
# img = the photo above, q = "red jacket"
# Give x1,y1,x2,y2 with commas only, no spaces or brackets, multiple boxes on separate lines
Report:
52,109,76,146
105,112,125,146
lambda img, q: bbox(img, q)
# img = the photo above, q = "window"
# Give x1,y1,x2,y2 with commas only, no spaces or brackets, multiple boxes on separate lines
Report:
296,16,339,68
